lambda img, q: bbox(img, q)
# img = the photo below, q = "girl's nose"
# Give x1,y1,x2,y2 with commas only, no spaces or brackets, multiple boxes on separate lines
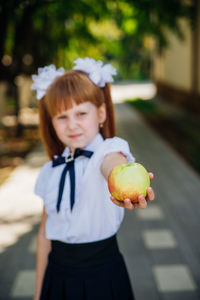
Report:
67,117,78,130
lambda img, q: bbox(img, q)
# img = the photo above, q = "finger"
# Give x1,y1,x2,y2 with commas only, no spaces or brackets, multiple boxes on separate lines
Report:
137,195,147,208
146,187,155,201
110,196,125,207
124,198,135,210
148,172,154,180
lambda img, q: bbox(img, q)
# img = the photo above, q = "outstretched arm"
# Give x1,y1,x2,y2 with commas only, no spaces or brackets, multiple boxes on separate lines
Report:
100,152,154,210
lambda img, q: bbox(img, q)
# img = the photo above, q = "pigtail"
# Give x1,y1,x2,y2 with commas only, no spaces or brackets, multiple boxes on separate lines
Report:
101,83,116,139
38,98,65,160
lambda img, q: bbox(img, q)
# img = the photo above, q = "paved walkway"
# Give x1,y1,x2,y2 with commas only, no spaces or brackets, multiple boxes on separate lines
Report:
115,104,200,300
0,91,200,299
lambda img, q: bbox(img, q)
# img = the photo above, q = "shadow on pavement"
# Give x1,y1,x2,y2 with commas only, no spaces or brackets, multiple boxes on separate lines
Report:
0,222,39,300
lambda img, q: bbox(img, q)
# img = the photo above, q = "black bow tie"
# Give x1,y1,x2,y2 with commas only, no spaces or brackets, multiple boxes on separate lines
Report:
52,148,93,211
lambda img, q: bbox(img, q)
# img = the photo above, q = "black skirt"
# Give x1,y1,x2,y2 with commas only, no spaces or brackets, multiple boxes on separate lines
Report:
40,235,135,300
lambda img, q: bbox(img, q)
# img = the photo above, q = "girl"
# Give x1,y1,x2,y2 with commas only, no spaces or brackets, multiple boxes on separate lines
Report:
32,58,154,300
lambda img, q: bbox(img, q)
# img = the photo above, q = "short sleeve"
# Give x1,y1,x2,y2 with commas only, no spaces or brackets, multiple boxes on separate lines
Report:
34,161,51,199
92,137,135,168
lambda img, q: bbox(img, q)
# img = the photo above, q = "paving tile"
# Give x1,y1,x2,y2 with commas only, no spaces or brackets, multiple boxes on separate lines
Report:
153,265,197,292
10,270,35,297
135,204,164,220
142,229,177,249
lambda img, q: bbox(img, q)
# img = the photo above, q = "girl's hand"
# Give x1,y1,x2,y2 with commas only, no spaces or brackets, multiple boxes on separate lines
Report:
110,172,155,210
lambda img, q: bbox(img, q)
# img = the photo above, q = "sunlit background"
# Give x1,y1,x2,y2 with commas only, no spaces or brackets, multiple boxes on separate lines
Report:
0,1,199,175
0,0,200,299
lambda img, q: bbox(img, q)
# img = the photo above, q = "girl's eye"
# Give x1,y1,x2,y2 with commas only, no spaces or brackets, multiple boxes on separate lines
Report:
78,112,87,116
57,115,67,120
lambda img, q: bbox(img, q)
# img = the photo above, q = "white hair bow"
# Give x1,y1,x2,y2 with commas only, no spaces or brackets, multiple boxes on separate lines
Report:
31,64,65,100
73,57,117,87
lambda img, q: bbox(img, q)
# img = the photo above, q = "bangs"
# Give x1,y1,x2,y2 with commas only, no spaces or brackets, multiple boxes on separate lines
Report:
44,70,105,117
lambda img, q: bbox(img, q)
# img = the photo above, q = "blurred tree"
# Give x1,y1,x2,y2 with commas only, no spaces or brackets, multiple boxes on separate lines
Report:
0,0,194,134
106,0,194,79
0,0,109,134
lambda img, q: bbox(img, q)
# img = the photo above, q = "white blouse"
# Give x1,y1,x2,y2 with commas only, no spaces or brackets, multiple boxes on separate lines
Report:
34,133,135,243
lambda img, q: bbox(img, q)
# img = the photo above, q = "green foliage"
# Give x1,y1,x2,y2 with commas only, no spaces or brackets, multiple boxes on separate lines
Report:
126,98,158,114
0,0,194,81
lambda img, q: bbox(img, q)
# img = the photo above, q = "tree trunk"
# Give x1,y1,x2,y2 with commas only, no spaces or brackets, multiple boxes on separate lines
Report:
7,81,23,137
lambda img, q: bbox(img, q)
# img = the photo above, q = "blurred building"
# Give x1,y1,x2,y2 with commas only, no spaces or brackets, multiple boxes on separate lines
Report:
152,3,200,112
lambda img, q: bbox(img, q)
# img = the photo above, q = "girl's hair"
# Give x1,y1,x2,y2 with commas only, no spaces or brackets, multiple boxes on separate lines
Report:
38,70,116,159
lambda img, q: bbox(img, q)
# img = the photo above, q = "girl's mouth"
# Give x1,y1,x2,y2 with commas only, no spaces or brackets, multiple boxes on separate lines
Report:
68,134,82,139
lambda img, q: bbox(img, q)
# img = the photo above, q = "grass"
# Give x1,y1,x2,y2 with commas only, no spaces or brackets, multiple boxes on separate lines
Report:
126,98,200,175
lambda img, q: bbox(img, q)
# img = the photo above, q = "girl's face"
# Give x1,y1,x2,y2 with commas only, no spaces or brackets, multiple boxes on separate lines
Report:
52,101,106,152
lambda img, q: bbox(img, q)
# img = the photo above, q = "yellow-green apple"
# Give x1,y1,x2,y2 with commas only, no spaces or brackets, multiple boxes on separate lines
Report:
108,163,150,202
